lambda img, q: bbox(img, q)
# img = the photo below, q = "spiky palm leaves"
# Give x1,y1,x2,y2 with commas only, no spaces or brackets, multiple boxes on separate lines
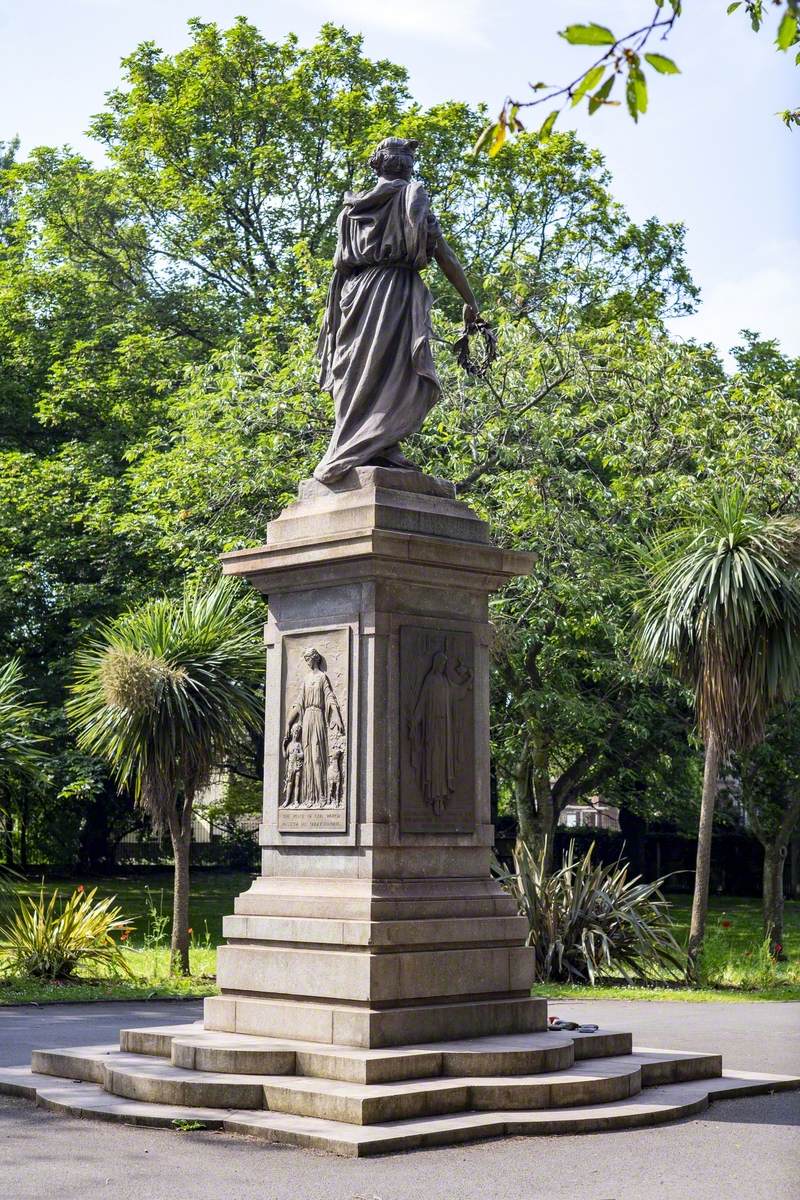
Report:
0,659,46,786
638,493,800,751
68,578,264,972
636,492,800,977
0,886,134,980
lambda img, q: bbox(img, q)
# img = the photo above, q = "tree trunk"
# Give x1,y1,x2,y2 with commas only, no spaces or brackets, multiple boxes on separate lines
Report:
168,790,194,976
762,841,787,958
530,741,555,875
169,829,191,975
514,738,556,875
758,793,800,958
686,734,720,982
2,811,13,867
19,801,27,870
513,748,536,844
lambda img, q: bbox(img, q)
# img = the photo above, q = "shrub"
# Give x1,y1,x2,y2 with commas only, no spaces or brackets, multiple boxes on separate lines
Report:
494,838,684,984
0,886,134,980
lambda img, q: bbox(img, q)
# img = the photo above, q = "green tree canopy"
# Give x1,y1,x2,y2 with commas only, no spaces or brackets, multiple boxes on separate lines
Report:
0,19,798,880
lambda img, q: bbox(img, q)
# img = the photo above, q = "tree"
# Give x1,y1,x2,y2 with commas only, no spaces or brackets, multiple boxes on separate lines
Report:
67,578,263,973
738,703,800,955
3,19,799,882
0,659,46,866
427,315,799,866
637,492,800,978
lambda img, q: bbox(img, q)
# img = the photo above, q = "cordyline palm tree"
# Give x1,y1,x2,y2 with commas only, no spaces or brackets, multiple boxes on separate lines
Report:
0,659,46,874
636,492,800,981
68,578,264,974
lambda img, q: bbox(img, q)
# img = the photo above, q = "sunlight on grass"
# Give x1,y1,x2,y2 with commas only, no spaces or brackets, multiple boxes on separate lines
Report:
0,877,232,1005
2,877,798,1006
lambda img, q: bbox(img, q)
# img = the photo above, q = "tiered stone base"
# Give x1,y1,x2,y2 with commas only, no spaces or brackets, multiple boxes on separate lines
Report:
2,1020,797,1156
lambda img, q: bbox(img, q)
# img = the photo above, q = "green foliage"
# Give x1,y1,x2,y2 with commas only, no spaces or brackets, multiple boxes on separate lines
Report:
68,577,264,823
1,18,799,879
495,838,683,983
738,704,800,842
87,20,409,332
0,885,133,979
0,659,46,787
560,24,616,47
699,923,782,991
636,492,800,752
644,53,680,75
478,0,798,151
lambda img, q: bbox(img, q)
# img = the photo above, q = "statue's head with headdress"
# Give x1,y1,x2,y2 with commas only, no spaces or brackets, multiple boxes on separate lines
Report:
368,137,418,181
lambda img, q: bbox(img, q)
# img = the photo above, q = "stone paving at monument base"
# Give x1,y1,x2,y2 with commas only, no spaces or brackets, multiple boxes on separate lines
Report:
1,1020,797,1156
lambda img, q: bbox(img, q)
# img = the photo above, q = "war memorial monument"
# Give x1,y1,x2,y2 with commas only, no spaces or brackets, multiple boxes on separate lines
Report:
2,137,797,1154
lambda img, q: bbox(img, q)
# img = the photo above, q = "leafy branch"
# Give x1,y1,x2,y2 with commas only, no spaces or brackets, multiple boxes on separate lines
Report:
475,0,800,155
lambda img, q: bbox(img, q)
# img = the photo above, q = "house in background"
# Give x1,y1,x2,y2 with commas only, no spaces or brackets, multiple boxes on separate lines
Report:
116,773,260,865
558,798,620,832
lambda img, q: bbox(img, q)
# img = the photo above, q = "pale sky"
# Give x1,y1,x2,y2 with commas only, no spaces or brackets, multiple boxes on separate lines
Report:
0,0,797,361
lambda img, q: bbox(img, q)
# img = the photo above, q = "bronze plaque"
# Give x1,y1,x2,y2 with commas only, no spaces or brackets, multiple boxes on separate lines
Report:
399,626,475,834
277,628,349,834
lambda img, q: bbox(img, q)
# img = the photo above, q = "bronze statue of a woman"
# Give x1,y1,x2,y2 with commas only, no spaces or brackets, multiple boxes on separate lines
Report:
314,137,479,483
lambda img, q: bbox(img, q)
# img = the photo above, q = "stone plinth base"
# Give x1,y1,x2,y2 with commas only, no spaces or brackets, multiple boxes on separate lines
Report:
8,1020,798,1156
206,873,543,1046
204,994,545,1049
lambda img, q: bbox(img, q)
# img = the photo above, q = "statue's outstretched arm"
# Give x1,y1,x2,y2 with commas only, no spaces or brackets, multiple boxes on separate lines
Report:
434,237,479,325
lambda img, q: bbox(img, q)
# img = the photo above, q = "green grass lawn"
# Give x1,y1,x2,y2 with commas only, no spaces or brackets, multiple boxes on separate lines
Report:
533,894,800,1003
0,869,253,946
0,870,250,1005
1,872,798,1005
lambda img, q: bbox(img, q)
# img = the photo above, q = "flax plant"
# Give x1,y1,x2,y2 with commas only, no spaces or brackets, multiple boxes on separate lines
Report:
495,838,682,984
0,886,133,979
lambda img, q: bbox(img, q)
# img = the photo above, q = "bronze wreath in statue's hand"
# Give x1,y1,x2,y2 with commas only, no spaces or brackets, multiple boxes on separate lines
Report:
452,309,498,379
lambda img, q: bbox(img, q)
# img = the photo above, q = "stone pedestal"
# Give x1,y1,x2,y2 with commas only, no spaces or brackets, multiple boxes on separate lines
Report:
207,468,543,1047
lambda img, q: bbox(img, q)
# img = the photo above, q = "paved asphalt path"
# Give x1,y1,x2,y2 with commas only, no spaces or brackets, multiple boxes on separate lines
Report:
0,998,798,1200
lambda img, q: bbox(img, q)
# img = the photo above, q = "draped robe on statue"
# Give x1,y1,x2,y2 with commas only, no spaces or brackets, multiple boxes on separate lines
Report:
314,178,442,483
294,669,341,808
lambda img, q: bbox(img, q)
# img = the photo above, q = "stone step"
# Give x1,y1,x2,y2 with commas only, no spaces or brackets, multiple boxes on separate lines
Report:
633,1047,722,1086
252,1051,720,1125
226,1081,711,1153
119,1023,633,1082
30,1049,268,1110
226,1069,800,1154
259,1058,643,1125
38,1046,721,1124
104,1056,266,1109
2,1063,797,1155
30,1044,118,1084
0,1069,231,1129
171,1036,297,1077
121,1023,205,1057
